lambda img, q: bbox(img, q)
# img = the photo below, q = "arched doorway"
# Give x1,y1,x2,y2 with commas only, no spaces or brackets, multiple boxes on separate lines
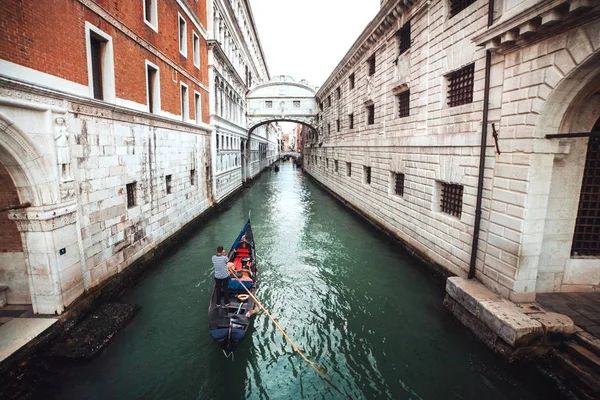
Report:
0,161,30,305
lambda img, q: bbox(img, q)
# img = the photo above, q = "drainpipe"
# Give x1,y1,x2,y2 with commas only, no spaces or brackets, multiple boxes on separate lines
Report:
468,0,495,279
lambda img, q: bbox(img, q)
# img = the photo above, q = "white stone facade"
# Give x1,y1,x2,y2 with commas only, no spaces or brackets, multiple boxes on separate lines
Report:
306,0,600,301
0,81,211,314
207,0,277,201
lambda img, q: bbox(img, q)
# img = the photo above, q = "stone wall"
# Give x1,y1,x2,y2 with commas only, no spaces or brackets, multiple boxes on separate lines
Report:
307,0,600,300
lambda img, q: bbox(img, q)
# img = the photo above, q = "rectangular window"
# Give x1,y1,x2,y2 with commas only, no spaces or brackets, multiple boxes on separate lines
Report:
346,162,351,177
448,63,475,107
334,160,338,172
180,82,189,121
440,182,463,217
449,0,476,18
194,92,201,124
364,166,371,184
367,104,375,125
397,90,410,118
293,100,301,108
266,100,273,108
146,62,159,114
368,54,376,76
327,123,331,135
89,34,104,100
326,158,329,169
178,14,187,57
327,96,331,107
143,0,158,30
193,32,200,68
349,73,355,89
335,87,341,100
86,23,115,103
394,172,405,196
190,169,196,186
336,119,340,132
571,134,600,256
126,182,137,208
397,21,411,56
166,175,172,194
348,113,354,129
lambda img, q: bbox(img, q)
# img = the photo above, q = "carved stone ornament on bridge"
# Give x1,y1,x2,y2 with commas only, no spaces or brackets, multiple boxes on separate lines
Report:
55,116,72,182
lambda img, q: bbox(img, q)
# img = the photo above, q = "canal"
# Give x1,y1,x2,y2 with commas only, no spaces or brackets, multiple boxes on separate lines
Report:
52,162,560,399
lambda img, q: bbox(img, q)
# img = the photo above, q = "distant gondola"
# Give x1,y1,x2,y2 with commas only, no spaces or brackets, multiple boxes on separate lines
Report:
208,220,257,356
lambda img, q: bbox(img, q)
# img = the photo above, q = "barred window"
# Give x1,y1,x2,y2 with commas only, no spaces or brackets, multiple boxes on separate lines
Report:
367,104,375,125
349,113,354,129
397,90,410,118
364,166,371,184
327,96,331,107
166,174,172,194
190,169,196,186
328,123,331,135
447,64,474,107
571,128,600,256
326,158,329,169
336,87,341,100
349,73,355,89
368,55,376,76
394,173,405,196
266,100,273,108
440,182,463,217
336,119,340,132
335,160,339,172
347,162,352,177
293,100,300,108
449,0,476,18
397,21,411,56
126,182,137,208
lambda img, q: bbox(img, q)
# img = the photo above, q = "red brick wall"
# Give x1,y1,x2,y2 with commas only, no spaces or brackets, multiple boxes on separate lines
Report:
0,163,23,252
0,0,209,122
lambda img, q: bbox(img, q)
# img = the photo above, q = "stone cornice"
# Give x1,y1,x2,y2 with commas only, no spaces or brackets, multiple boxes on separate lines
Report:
0,77,212,135
317,0,418,98
473,0,599,51
78,0,209,93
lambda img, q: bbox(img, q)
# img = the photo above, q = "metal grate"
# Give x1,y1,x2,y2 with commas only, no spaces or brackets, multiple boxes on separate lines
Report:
397,21,411,56
190,169,196,186
126,182,136,208
397,90,410,118
395,173,405,196
440,182,463,217
448,64,474,107
449,0,476,18
367,104,375,125
364,166,371,184
572,123,600,256
293,100,300,108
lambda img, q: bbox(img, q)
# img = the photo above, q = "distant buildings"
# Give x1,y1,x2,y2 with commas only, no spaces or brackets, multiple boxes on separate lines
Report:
305,0,600,300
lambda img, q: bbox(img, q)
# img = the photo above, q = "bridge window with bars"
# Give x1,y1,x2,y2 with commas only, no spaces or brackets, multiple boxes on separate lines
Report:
349,73,355,90
440,182,463,217
449,0,476,18
367,55,376,76
364,166,371,184
126,182,137,208
447,64,474,107
394,173,405,196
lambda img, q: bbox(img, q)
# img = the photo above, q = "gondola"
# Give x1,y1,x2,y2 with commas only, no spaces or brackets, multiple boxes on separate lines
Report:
208,219,258,356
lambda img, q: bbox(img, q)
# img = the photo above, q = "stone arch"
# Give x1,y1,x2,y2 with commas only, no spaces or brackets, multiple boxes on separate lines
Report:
535,44,600,292
0,111,56,207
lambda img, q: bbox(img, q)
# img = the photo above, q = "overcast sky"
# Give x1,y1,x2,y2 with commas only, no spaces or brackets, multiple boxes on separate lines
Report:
250,0,380,89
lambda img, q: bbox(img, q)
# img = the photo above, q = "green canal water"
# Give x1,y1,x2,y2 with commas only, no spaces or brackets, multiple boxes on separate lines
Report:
54,163,561,399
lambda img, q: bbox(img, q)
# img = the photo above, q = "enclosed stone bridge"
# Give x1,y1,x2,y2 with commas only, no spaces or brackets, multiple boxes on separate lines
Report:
246,75,318,133
281,151,300,159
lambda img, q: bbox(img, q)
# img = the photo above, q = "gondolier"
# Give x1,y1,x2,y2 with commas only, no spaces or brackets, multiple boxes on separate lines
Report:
212,246,231,307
